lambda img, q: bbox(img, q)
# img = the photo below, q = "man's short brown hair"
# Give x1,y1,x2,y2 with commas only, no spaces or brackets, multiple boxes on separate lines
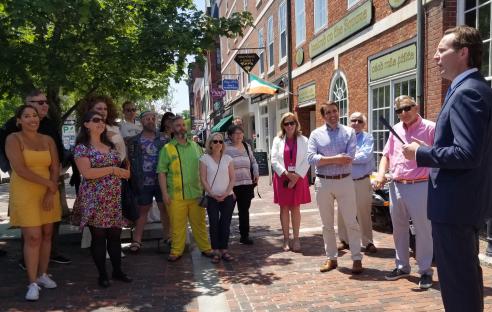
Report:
444,25,483,69
320,101,339,116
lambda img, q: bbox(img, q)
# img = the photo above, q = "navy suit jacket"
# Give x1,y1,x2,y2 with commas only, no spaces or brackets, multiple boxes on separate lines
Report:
416,71,492,226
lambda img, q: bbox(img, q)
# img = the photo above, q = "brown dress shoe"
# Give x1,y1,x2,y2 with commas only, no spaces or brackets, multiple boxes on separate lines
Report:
320,259,338,273
337,241,349,251
365,243,377,254
352,260,363,274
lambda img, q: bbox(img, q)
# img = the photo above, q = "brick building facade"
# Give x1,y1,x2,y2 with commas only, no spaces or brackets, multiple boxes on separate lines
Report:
290,0,463,167
213,0,491,162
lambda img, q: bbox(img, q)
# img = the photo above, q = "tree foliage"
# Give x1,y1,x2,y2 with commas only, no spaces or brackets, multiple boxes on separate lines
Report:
0,0,252,124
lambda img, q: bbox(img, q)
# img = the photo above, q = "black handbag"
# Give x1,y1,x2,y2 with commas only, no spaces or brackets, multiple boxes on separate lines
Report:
121,178,139,221
120,159,139,222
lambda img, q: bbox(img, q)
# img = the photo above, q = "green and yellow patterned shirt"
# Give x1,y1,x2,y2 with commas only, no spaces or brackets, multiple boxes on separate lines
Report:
156,138,203,200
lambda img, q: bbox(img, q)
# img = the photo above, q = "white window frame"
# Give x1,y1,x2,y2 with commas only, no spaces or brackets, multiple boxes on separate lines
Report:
295,0,306,47
278,1,288,65
244,0,248,10
258,28,265,76
348,0,362,10
368,74,417,167
457,1,492,84
329,71,349,125
267,16,275,72
314,0,328,34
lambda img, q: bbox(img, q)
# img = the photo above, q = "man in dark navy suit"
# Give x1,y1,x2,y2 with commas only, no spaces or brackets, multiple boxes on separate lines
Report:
403,26,492,311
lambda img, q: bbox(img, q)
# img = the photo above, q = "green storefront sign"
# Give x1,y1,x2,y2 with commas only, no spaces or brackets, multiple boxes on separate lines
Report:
298,84,316,105
309,0,372,59
369,43,417,81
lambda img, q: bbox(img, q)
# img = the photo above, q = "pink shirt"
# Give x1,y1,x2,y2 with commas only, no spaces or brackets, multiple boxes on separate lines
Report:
383,115,435,180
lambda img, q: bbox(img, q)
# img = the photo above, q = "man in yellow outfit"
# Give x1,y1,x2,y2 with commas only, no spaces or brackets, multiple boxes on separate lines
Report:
157,115,213,261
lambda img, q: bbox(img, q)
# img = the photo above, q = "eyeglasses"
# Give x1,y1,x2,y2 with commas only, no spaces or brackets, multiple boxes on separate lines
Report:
125,108,137,112
212,140,224,144
283,121,296,127
29,100,48,105
395,105,416,114
90,117,105,124
350,119,364,124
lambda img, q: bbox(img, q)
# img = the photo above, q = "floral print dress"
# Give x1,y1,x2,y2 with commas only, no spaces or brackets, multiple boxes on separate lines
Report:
72,144,127,228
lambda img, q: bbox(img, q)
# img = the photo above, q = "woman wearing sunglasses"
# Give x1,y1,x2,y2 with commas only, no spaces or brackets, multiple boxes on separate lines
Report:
271,112,311,252
72,111,132,288
6,105,62,301
199,132,236,263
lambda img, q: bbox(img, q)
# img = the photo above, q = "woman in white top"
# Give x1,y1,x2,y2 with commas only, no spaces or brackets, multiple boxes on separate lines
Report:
199,132,236,264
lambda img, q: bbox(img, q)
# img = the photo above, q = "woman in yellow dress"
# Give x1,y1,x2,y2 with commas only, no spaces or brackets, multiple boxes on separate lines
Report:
6,105,61,301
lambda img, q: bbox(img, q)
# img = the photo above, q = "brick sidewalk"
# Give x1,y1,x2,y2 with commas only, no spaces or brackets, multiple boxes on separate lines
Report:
1,176,492,311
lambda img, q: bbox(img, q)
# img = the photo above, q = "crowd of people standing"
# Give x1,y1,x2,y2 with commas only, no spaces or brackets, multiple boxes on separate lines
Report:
0,25,491,312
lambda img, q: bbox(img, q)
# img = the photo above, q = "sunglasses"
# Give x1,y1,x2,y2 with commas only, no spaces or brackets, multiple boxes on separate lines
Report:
350,119,364,124
90,117,105,124
283,121,296,127
125,108,137,112
212,140,224,144
395,105,415,114
29,100,48,105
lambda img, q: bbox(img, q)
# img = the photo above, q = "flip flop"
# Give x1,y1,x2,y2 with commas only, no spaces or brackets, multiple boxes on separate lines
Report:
129,241,142,253
211,254,221,264
221,252,235,262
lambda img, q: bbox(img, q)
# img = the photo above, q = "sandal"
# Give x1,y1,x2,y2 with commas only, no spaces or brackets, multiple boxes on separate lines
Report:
292,238,301,253
167,254,182,262
221,252,235,262
129,241,142,253
211,254,221,264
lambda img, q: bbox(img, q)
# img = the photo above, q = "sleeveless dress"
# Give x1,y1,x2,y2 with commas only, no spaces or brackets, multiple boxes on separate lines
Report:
9,149,61,227
72,144,127,229
273,138,311,206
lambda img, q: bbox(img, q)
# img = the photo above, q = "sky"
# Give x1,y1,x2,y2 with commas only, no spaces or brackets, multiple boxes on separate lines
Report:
170,0,206,114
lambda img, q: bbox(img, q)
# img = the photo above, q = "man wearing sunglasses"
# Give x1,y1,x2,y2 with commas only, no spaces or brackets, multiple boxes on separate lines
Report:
374,95,435,289
403,26,492,311
337,112,377,254
119,101,142,139
0,89,71,268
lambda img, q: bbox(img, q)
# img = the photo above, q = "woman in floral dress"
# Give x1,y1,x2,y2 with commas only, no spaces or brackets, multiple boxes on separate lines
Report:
73,111,132,288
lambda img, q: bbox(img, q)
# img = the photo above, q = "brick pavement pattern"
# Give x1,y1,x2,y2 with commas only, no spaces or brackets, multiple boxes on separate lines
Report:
1,177,492,311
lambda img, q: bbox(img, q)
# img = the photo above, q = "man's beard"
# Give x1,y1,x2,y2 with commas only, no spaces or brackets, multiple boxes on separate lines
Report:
175,130,186,139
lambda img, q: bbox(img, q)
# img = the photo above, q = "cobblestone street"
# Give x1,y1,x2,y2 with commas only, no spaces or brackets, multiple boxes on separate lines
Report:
1,177,492,311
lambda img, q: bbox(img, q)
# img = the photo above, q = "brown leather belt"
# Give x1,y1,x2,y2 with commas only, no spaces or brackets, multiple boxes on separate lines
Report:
316,173,350,180
353,174,370,181
394,178,428,184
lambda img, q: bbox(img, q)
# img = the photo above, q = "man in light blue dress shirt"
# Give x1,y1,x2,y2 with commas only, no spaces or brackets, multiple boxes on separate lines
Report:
307,102,363,274
337,112,377,254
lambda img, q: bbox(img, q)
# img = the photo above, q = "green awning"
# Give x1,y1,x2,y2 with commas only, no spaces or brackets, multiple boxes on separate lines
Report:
211,114,233,133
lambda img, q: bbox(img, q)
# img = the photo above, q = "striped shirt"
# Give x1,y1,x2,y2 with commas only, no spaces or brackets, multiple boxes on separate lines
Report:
224,142,259,186
307,123,356,176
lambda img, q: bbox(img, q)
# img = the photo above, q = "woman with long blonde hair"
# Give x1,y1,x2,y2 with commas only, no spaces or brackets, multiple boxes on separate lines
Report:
271,112,311,252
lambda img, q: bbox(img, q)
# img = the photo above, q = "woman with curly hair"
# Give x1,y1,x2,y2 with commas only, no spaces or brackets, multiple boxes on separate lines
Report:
79,95,126,161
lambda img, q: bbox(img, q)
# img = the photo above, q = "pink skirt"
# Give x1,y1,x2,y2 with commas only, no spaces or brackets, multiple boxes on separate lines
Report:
273,172,311,206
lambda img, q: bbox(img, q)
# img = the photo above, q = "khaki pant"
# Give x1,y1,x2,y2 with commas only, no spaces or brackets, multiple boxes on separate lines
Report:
338,176,373,246
315,176,362,261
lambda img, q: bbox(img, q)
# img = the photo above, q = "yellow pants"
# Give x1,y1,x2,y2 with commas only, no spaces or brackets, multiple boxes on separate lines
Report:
169,198,211,256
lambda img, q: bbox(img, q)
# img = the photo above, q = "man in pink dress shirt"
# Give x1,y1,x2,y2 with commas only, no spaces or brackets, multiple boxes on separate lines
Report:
374,95,435,289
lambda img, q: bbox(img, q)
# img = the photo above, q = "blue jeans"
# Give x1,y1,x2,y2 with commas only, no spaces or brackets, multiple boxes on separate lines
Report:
206,194,235,250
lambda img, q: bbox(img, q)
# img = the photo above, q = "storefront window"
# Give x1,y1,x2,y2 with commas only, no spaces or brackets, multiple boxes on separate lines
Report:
329,72,349,125
370,77,416,166
463,0,492,84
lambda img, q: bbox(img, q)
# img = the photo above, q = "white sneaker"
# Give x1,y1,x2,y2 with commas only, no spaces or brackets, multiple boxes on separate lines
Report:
36,273,57,289
25,283,40,301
